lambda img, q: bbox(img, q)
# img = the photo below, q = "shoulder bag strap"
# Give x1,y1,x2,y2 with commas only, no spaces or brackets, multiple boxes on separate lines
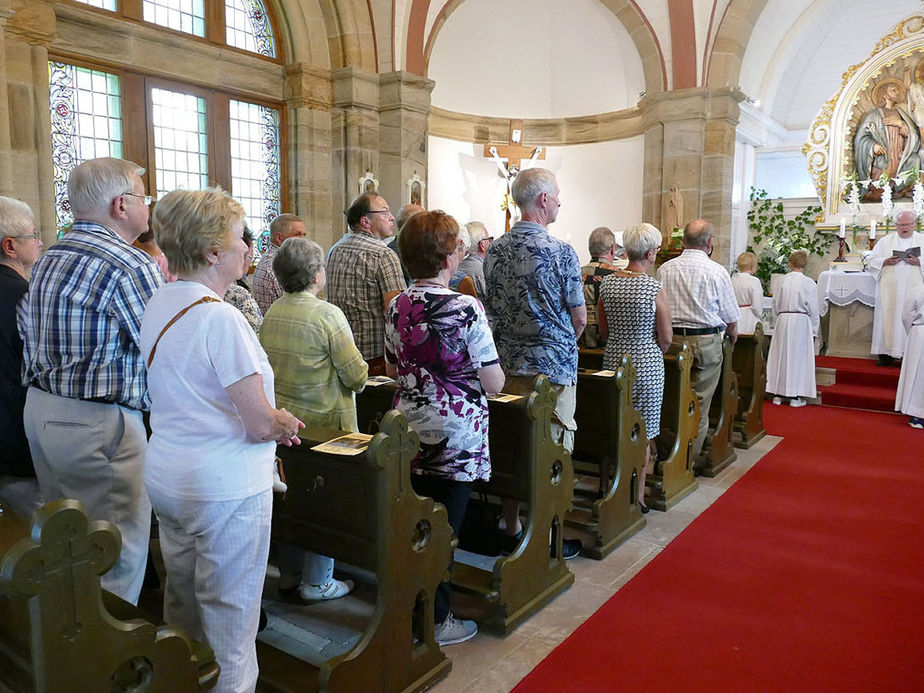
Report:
147,296,222,368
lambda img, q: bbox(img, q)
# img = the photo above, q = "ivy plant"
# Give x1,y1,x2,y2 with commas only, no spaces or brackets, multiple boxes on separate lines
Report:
745,187,825,294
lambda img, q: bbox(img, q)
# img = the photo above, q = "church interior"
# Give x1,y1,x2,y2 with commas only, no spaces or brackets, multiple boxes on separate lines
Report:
1,0,924,691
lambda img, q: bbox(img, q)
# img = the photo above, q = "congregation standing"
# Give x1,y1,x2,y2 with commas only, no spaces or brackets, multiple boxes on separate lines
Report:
3,152,923,693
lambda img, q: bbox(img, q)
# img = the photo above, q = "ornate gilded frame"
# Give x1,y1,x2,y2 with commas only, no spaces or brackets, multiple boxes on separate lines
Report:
803,15,924,220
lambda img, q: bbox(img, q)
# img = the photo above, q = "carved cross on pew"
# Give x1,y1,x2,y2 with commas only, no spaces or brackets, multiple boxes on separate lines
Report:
483,119,546,231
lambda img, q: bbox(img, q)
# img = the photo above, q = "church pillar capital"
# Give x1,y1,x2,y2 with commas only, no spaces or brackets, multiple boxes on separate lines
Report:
377,70,433,210
284,63,332,111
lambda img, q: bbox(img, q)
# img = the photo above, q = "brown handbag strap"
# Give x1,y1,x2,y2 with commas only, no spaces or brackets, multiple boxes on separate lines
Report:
147,296,222,368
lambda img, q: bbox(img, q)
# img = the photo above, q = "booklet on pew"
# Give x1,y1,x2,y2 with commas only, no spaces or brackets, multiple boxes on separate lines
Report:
366,375,395,387
592,369,616,377
311,432,374,456
487,393,524,403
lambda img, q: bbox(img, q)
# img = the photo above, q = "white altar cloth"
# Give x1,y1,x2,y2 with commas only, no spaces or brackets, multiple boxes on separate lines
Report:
816,270,877,316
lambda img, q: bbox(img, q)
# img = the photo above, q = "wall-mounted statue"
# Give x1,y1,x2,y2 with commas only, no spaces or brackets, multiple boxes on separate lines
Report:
853,78,921,200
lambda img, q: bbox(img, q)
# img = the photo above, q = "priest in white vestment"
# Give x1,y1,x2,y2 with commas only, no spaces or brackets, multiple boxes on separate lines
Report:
732,252,764,335
867,210,924,363
767,251,819,407
895,283,924,428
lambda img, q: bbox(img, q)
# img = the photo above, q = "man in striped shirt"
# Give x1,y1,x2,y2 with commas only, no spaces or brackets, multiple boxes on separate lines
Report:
252,213,307,314
657,219,739,465
20,157,163,605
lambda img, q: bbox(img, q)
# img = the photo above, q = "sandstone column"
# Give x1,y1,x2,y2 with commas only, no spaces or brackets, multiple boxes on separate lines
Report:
377,71,433,211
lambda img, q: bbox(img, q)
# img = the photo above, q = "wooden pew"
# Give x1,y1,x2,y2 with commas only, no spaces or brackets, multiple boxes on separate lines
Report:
356,375,575,634
697,335,739,477
732,323,767,449
568,355,647,559
258,411,453,693
648,342,699,510
0,498,219,692
577,348,604,372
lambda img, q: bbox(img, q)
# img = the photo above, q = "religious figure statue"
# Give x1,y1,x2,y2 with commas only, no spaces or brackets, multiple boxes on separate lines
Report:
854,78,922,200
664,185,683,244
905,59,924,142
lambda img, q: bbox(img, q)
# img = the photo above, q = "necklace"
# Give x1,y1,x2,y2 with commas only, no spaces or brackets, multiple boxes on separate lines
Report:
413,279,447,288
618,268,647,276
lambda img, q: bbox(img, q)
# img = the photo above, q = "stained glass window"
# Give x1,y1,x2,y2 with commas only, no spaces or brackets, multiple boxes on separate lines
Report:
151,88,209,197
49,62,123,234
225,0,276,58
71,0,118,11
230,100,280,253
143,0,206,37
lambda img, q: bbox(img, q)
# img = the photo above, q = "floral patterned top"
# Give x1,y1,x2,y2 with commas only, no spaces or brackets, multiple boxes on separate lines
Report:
483,221,584,385
384,285,499,481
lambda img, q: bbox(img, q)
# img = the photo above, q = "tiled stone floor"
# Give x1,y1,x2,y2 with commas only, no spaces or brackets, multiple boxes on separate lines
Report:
430,434,782,693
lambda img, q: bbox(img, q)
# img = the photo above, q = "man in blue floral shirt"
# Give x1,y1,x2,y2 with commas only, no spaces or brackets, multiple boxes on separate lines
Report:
484,167,586,558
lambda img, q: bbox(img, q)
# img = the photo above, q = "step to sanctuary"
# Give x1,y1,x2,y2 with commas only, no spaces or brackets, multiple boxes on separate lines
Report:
815,355,901,413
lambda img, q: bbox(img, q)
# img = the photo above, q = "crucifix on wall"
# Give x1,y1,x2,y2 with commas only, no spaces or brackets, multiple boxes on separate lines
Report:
483,119,546,231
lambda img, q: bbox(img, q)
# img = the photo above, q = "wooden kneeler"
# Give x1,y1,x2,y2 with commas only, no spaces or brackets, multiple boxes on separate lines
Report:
261,412,453,693
0,499,219,692
698,335,739,477
568,355,647,559
732,323,767,449
648,342,699,511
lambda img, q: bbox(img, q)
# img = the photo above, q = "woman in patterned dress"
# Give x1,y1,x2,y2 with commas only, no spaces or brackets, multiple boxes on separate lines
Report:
598,223,672,513
384,210,505,645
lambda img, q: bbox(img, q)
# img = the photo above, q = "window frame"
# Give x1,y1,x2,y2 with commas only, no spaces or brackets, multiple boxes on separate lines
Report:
62,0,285,65
49,52,289,234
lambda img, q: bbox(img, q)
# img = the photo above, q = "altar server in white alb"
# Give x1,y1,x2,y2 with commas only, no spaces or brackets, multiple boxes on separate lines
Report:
867,210,924,365
767,251,819,407
895,283,924,429
731,252,764,335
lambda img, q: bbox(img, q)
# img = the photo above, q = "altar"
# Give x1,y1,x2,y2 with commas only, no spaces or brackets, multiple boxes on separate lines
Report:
816,270,876,358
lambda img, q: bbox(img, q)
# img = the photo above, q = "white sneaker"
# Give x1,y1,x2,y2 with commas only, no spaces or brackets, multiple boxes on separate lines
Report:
789,398,806,408
772,397,782,405
434,613,478,645
299,579,354,601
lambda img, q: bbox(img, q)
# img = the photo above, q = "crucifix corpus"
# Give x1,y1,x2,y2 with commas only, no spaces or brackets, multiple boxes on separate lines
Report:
483,119,546,231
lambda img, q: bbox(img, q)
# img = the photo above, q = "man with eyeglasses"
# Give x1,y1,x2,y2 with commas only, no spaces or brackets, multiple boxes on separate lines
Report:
327,192,406,375
455,220,492,297
252,213,307,314
0,196,43,518
19,157,162,605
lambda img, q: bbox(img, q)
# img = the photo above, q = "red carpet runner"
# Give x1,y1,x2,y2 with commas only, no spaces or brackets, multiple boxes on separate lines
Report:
816,355,900,412
514,405,924,692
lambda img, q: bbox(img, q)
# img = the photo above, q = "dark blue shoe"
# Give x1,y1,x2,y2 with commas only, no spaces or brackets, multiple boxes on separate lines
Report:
910,417,924,430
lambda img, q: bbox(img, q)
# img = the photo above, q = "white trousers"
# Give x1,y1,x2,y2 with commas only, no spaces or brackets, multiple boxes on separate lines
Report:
149,487,272,693
24,387,151,604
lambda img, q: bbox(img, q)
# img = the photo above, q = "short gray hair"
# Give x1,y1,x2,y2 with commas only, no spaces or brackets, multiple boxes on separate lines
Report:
457,227,473,255
465,221,489,246
588,227,616,258
270,213,303,241
623,223,662,262
683,219,713,249
511,168,557,211
273,236,324,293
68,157,145,218
0,196,36,258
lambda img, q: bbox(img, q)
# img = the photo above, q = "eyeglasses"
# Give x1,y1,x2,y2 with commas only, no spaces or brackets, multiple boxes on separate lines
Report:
365,209,391,216
9,232,40,241
123,192,155,206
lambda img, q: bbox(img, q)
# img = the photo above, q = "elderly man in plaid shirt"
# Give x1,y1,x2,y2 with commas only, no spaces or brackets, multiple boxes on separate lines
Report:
252,213,307,315
327,192,406,375
20,157,163,605
657,219,739,466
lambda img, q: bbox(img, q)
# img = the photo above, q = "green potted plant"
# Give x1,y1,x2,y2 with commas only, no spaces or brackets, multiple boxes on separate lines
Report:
745,187,825,294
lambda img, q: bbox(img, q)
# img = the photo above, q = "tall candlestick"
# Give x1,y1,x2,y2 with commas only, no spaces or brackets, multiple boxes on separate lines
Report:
870,220,877,240
839,217,846,238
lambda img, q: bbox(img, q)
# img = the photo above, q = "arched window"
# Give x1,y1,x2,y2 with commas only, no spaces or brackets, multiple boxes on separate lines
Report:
51,1,284,250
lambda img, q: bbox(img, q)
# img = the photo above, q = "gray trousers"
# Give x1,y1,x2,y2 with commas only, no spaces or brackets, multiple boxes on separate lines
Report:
24,386,151,605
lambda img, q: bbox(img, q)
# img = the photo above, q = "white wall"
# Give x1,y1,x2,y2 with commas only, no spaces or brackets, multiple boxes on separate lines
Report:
428,134,645,265
427,0,645,118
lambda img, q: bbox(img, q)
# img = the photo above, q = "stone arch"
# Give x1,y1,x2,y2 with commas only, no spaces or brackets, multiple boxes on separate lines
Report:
706,0,768,89
416,0,665,92
274,0,378,72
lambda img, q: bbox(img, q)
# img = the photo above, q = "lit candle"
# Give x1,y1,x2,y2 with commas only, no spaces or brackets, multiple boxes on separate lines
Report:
839,217,846,239
870,220,877,240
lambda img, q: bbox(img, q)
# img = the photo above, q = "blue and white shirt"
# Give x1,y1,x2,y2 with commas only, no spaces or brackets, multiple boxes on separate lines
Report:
483,221,583,385
20,221,163,410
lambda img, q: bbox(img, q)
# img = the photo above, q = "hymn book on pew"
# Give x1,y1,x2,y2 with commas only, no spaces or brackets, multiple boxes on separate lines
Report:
366,375,396,387
311,433,374,456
